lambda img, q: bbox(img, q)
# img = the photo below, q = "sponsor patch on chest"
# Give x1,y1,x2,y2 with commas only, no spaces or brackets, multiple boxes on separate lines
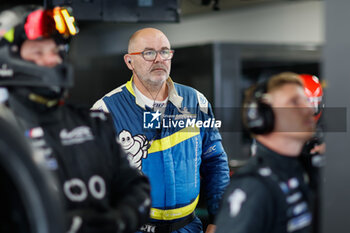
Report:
60,126,94,146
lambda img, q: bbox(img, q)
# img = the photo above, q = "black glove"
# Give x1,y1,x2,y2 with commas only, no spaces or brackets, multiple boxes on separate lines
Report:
66,209,125,233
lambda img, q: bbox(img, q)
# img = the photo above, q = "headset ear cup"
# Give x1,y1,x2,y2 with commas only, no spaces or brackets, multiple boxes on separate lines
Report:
243,81,276,135
244,101,275,135
258,102,274,134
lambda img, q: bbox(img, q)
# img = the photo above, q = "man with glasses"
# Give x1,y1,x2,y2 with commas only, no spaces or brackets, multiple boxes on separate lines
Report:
92,28,229,233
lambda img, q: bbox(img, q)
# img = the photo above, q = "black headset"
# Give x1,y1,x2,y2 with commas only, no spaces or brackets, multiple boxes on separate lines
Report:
243,81,275,135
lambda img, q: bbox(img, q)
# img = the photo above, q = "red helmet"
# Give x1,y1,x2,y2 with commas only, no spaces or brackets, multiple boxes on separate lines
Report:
299,74,323,121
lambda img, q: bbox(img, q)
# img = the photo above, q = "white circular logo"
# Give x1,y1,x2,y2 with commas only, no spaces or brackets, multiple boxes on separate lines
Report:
88,175,106,200
64,178,88,202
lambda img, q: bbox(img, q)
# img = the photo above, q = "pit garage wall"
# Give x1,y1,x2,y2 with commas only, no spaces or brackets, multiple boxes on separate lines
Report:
69,1,324,68
322,0,350,232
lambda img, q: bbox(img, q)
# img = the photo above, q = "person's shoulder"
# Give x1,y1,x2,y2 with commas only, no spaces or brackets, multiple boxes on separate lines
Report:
174,82,202,97
229,174,271,194
97,84,128,101
91,98,108,112
102,83,128,98
91,83,128,112
174,82,209,108
230,157,274,192
174,82,195,92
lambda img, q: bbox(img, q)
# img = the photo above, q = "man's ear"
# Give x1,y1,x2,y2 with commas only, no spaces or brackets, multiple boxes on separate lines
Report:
124,54,133,70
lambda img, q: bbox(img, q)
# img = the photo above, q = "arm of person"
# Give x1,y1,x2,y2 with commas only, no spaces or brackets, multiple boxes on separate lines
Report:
91,98,109,113
215,177,274,233
199,103,230,225
200,139,229,224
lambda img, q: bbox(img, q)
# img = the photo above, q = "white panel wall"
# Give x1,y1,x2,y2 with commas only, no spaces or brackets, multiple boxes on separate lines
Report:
71,1,323,65
159,1,324,47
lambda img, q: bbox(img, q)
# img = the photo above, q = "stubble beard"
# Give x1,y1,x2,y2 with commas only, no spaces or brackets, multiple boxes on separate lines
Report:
137,71,168,93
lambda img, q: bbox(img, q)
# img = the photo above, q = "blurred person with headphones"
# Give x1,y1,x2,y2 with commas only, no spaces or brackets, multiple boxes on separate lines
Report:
215,72,315,233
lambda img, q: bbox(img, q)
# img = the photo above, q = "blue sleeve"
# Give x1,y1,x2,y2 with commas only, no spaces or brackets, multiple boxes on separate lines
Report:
199,103,230,223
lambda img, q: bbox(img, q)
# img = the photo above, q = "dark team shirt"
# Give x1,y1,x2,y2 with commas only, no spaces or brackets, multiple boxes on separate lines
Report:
215,142,313,233
6,93,151,233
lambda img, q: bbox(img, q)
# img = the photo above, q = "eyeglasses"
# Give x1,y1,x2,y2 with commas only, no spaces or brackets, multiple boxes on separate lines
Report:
128,49,174,61
24,6,78,40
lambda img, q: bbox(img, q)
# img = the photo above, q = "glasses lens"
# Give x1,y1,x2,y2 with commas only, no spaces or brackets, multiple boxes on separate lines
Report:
143,50,157,61
160,49,174,60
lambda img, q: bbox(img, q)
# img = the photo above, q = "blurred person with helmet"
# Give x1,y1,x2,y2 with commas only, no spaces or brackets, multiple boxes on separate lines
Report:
0,5,151,233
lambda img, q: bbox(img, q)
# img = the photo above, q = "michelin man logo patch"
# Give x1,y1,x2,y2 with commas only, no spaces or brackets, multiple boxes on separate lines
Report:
118,130,149,170
143,110,161,129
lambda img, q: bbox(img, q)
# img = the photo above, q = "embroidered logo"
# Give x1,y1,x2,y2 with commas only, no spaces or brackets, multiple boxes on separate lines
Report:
118,130,149,170
0,64,14,77
140,224,155,233
60,126,94,146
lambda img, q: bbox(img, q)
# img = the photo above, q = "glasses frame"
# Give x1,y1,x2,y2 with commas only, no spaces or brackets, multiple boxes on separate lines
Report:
128,49,174,61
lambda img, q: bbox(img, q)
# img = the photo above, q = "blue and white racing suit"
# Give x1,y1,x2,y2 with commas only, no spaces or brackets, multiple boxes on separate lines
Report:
92,77,229,232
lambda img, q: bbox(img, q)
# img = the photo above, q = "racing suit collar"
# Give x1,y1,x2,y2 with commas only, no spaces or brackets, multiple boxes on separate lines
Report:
126,76,183,110
7,91,63,127
166,77,183,109
256,141,304,174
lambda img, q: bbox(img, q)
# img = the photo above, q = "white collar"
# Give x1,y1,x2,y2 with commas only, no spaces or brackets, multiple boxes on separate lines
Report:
133,83,168,109
125,76,183,110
